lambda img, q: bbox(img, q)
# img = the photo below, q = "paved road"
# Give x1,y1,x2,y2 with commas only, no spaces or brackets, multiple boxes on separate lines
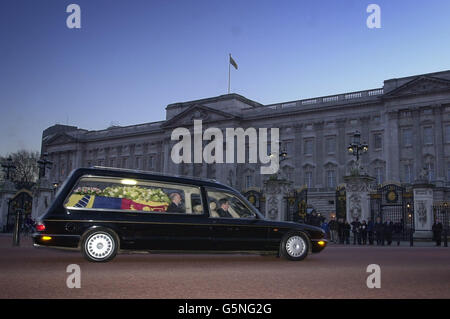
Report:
0,236,449,299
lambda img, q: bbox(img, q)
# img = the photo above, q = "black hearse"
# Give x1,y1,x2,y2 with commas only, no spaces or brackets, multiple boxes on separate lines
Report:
33,167,327,262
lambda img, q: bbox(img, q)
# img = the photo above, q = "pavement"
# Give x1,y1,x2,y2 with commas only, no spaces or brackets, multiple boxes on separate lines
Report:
0,235,449,299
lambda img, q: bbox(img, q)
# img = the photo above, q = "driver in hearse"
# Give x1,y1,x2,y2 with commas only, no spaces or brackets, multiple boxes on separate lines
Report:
167,192,185,213
216,198,233,218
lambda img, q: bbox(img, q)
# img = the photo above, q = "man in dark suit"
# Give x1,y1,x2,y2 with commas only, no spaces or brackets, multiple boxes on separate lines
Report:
167,192,185,213
432,220,443,246
217,198,233,218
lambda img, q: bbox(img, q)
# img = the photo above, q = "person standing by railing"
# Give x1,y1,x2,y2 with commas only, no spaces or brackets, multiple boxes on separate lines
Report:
374,217,384,246
367,218,375,245
351,218,361,245
432,220,443,246
360,220,368,245
328,216,338,243
384,220,394,246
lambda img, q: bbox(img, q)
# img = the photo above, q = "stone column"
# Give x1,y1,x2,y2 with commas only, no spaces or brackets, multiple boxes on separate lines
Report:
314,121,324,188
336,119,347,184
412,182,434,239
434,104,444,179
344,175,375,222
263,178,292,221
0,181,17,232
32,178,55,220
412,109,423,179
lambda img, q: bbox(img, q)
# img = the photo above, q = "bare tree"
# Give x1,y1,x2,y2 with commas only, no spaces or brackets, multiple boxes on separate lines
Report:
1,150,40,183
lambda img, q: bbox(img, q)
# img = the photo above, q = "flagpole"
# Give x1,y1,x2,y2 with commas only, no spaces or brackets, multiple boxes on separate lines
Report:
228,53,231,94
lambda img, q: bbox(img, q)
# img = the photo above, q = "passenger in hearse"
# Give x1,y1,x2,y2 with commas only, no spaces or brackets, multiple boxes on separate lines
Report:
167,192,185,213
191,197,203,214
209,200,219,217
216,198,233,218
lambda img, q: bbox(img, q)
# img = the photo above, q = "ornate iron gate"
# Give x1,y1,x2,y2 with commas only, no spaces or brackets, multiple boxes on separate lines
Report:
432,203,450,244
285,187,307,223
370,184,414,240
335,185,346,221
6,190,33,232
243,189,265,216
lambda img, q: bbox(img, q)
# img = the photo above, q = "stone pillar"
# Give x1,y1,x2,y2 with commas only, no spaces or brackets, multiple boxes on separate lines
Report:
344,175,375,222
386,111,400,181
32,178,54,220
0,181,17,232
263,178,292,221
412,182,434,239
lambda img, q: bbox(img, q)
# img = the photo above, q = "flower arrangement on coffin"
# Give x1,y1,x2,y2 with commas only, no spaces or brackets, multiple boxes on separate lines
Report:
68,185,171,212
73,187,103,196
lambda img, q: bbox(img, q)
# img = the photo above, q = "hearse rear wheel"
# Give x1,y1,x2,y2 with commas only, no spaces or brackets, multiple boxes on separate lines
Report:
280,232,309,261
81,229,118,262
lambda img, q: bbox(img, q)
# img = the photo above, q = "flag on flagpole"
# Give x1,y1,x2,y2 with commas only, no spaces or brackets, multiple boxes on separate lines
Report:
229,55,238,70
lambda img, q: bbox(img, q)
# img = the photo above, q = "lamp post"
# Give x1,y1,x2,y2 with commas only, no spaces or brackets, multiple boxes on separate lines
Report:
444,202,448,248
347,130,368,163
268,143,288,162
12,208,23,246
1,156,16,181
37,153,53,179
279,146,288,163
407,202,414,246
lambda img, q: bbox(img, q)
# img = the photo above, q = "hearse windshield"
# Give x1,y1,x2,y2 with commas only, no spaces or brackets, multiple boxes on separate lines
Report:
64,175,204,215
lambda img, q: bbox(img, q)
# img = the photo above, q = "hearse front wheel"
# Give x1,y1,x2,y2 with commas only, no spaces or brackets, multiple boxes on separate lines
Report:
81,229,118,262
280,232,309,261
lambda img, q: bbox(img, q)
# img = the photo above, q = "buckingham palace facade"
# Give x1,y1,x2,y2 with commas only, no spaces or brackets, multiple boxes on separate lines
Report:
40,70,450,218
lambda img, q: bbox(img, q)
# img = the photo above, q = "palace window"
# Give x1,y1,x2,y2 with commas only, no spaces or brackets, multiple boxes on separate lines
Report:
326,137,336,154
404,164,413,184
423,127,433,145
135,157,141,169
402,128,412,147
304,171,313,188
284,141,293,156
374,133,382,150
304,139,314,155
447,163,450,182
148,156,154,169
326,170,336,188
445,124,450,143
375,167,384,185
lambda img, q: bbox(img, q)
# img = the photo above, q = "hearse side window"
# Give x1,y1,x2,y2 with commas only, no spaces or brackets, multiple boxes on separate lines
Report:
206,189,256,219
64,176,203,215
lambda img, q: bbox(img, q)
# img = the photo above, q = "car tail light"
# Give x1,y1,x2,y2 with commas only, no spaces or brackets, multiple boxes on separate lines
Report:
36,222,45,231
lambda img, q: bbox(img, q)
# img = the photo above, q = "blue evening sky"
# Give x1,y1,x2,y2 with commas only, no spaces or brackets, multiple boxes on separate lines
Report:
1,0,450,155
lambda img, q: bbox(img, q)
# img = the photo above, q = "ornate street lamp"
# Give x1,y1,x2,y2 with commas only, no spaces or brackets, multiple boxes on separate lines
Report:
279,146,288,162
1,156,16,180
37,153,53,179
347,130,368,162
269,142,288,162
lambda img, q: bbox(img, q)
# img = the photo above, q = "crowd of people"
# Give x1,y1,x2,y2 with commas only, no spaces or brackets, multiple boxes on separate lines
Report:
305,211,445,246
